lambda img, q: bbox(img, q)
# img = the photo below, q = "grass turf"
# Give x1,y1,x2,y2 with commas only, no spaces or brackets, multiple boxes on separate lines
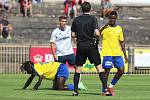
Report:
0,74,150,100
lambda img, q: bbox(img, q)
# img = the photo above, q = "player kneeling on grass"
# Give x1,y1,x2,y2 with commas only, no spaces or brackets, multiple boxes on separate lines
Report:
21,61,87,91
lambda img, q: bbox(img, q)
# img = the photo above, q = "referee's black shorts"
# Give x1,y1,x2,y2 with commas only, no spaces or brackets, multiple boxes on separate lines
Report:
76,41,101,66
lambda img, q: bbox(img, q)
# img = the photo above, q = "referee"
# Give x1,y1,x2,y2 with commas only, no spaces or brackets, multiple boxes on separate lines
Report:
71,2,111,96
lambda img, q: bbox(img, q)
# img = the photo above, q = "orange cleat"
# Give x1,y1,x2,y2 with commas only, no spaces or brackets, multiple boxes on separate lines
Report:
108,87,115,96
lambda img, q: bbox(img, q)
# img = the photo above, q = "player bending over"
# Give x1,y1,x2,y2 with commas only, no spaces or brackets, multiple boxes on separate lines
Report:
21,61,87,90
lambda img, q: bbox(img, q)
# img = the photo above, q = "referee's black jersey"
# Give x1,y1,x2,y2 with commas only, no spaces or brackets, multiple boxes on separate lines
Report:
71,14,98,42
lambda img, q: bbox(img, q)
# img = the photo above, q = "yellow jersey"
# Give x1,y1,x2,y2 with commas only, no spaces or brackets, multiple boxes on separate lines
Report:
101,25,124,56
33,62,60,80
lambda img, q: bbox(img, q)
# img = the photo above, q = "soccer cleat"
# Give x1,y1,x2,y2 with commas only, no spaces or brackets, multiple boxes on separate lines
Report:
108,87,115,96
100,92,112,96
72,92,79,96
100,89,112,96
105,91,112,96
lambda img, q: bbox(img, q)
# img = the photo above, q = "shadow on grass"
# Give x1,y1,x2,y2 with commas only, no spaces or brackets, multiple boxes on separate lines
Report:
46,93,72,96
81,92,100,96
14,88,100,96
45,92,100,96
37,88,53,90
14,88,53,91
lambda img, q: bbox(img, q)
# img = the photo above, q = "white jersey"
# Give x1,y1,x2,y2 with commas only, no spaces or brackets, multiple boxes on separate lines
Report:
50,26,74,56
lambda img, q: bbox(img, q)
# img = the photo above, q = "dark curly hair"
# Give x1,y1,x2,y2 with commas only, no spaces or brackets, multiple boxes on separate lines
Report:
109,10,118,16
21,61,34,74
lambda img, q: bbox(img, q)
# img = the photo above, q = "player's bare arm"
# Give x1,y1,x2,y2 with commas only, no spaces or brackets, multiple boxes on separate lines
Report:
50,42,57,61
33,75,43,90
22,74,35,89
95,29,100,37
120,41,128,63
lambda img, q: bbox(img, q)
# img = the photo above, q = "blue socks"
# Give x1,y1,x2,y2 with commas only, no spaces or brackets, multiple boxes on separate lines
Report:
67,84,74,90
111,79,118,85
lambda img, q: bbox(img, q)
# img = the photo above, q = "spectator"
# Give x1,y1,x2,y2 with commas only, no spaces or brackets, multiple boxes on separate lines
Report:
64,0,77,18
2,0,12,15
0,0,2,15
101,0,112,19
19,0,33,17
0,15,13,39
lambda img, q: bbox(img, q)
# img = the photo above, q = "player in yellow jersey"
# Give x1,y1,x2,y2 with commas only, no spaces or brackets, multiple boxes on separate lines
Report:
21,61,75,90
99,11,128,96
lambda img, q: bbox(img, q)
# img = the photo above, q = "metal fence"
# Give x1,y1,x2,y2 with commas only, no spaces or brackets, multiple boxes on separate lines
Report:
0,44,30,74
1,44,150,74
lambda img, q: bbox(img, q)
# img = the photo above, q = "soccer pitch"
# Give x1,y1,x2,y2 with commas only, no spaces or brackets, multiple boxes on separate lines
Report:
0,74,150,100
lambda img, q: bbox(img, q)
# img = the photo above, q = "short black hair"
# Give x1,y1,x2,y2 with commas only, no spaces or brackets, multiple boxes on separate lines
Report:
109,11,118,16
81,2,91,13
59,15,67,21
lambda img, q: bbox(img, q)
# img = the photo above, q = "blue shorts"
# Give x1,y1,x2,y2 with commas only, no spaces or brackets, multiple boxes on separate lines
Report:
102,56,124,69
58,54,75,66
56,64,69,79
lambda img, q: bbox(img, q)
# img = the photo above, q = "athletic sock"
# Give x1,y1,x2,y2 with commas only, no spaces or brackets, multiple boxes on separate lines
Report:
99,72,107,91
111,79,118,86
109,83,114,88
74,72,80,93
102,86,105,93
67,84,74,90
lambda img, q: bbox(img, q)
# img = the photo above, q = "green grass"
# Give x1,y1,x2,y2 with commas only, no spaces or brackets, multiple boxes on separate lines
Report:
0,74,150,100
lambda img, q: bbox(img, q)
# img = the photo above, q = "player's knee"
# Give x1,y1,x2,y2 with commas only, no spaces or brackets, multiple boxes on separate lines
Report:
118,70,124,75
8,25,13,31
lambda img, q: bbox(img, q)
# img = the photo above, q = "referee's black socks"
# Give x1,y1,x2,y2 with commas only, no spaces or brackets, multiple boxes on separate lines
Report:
74,72,80,93
99,72,107,92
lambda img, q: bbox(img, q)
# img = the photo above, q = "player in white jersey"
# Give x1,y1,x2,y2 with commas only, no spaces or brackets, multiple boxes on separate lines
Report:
50,16,75,67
